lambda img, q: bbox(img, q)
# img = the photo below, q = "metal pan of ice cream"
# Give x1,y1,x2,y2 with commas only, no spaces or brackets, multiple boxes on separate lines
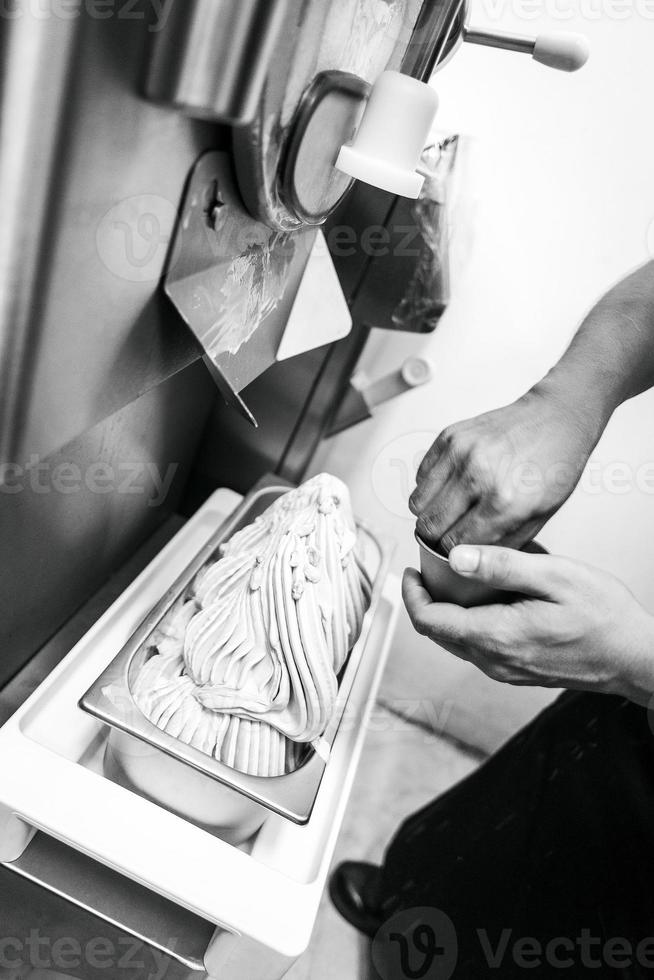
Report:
80,477,390,843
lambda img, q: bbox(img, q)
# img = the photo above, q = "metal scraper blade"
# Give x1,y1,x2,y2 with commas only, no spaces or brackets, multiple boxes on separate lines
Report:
164,151,317,427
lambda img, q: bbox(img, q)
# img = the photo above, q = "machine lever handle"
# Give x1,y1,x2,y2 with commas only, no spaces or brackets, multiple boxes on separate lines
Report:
463,27,590,72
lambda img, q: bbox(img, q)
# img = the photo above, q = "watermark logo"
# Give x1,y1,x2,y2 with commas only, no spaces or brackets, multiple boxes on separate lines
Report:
3,0,654,30
477,928,654,970
0,457,178,508
441,0,654,23
0,0,173,32
372,907,458,980
0,931,172,979
372,427,654,521
371,913,654,975
371,432,435,519
329,697,456,744
96,194,176,283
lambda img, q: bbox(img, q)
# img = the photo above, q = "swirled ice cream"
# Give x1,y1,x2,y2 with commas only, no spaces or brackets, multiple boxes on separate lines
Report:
132,474,372,777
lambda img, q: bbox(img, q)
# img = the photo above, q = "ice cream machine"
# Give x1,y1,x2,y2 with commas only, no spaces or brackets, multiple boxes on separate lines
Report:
0,1,589,977
141,0,587,425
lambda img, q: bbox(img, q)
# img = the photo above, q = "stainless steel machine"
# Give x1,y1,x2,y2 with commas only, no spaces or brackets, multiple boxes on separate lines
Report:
0,2,589,976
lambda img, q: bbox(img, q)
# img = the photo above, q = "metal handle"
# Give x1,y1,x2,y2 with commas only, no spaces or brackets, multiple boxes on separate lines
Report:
464,26,590,71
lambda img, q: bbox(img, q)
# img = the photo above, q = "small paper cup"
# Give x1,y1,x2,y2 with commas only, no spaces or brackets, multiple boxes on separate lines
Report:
415,532,546,607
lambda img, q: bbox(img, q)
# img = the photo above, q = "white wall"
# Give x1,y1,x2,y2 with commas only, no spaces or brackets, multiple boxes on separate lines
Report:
311,2,654,752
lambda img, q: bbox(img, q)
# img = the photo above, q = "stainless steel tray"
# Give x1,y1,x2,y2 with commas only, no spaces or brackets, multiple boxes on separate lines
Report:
80,480,391,827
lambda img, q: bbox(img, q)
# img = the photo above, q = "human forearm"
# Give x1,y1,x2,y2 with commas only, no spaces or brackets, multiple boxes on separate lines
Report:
617,609,654,707
534,261,654,435
409,261,654,550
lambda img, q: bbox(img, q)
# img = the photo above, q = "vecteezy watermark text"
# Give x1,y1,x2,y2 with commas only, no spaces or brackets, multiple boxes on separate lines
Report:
371,431,654,519
478,928,654,971
0,457,178,507
0,930,172,979
373,908,654,979
466,0,654,21
0,0,172,32
95,190,428,285
8,0,654,30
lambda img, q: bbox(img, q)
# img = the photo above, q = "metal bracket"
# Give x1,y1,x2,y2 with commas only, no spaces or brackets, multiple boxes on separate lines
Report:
164,152,317,426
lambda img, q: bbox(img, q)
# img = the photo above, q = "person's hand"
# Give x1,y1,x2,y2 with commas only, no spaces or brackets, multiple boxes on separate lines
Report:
403,546,654,706
409,384,604,551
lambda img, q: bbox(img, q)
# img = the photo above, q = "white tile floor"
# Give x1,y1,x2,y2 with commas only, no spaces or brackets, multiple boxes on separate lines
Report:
380,612,559,756
285,706,480,980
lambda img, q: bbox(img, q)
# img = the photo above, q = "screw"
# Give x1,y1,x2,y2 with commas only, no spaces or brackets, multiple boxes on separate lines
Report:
204,179,225,229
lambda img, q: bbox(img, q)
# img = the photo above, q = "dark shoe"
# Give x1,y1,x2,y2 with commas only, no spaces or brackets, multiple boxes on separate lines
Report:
329,861,384,938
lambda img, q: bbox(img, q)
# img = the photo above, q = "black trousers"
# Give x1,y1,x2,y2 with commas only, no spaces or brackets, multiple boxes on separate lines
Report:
373,692,654,979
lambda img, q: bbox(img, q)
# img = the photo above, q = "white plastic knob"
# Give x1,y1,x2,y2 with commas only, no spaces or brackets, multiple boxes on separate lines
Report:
402,356,434,388
335,71,439,199
533,32,590,71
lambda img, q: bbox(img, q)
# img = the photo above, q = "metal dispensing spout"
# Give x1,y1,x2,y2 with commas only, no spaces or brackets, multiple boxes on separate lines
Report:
335,24,589,200
336,72,440,200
